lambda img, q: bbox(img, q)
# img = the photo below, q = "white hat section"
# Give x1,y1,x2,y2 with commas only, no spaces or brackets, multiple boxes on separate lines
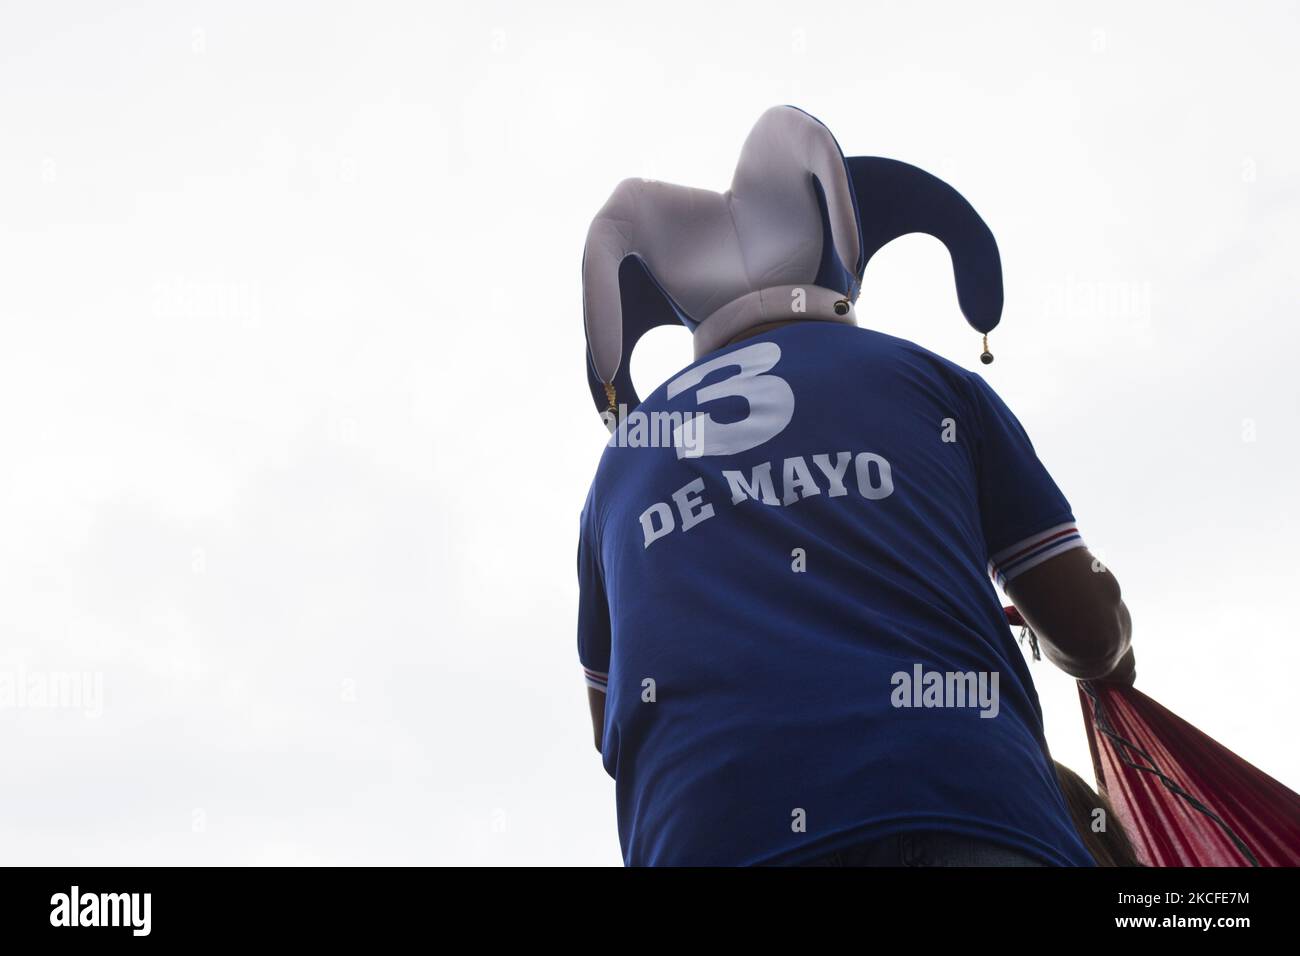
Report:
582,105,861,390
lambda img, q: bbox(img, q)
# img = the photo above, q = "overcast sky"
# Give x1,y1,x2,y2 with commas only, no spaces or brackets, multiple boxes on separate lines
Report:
1,0,1296,865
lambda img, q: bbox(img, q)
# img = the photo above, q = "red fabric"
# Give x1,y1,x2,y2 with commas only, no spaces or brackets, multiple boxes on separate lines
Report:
1078,682,1300,867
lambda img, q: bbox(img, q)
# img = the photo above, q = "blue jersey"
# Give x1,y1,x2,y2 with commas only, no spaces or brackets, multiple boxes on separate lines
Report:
576,321,1095,867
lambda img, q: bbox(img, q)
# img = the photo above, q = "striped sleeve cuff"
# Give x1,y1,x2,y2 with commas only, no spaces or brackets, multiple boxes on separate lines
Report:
582,667,608,692
988,522,1086,589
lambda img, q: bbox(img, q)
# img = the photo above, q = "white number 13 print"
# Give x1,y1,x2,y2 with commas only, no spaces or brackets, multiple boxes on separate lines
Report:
665,341,795,458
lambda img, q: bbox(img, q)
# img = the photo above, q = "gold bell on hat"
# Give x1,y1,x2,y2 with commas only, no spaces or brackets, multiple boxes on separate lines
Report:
979,334,994,365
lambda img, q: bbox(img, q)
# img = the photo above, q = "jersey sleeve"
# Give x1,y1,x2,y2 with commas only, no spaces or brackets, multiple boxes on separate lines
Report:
967,374,1087,589
576,498,611,693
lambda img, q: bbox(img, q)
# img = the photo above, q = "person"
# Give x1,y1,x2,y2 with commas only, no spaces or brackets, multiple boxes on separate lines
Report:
575,106,1133,867
1053,761,1144,866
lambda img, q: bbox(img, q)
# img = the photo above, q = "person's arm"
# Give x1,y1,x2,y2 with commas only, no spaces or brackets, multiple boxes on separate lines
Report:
587,687,606,753
1005,548,1134,683
965,372,1135,684
577,497,612,756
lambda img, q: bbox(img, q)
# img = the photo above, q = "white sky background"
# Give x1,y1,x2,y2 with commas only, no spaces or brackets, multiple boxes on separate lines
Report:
0,1,1296,866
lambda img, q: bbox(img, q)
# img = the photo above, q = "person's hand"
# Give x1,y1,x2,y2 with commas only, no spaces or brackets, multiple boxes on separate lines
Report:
1097,647,1136,686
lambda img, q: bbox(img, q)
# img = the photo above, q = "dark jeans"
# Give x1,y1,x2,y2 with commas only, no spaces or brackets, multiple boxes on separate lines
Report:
797,830,1048,867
